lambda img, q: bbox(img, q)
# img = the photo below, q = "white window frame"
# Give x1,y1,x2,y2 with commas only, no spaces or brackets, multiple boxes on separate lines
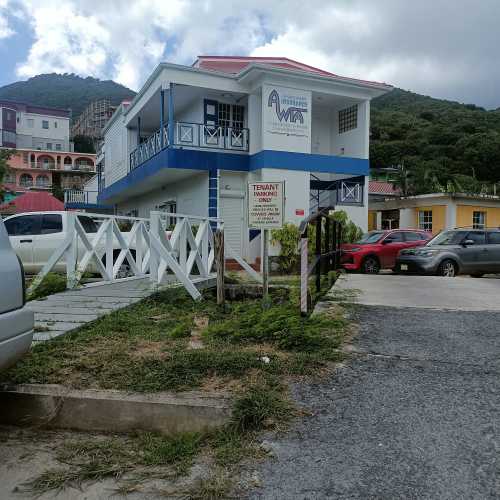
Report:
473,211,486,229
418,210,433,231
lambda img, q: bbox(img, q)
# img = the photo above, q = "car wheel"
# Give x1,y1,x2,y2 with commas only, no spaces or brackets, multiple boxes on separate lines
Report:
362,256,380,274
470,273,484,278
438,259,457,277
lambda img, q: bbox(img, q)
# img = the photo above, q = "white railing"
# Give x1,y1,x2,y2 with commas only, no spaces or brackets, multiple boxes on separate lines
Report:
64,190,98,204
27,211,232,300
149,211,221,300
28,213,151,295
129,122,249,171
130,125,168,171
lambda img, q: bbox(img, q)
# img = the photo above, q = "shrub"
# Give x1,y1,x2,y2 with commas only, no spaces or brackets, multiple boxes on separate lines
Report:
232,383,291,431
28,273,67,301
270,223,300,272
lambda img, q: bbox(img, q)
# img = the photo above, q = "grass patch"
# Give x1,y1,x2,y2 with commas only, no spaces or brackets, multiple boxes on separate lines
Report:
2,286,346,393
6,281,348,497
27,272,67,301
22,431,207,495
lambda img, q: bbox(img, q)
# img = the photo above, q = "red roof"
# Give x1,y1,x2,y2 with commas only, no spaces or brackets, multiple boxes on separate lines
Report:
0,192,64,214
193,56,391,88
369,181,400,196
195,56,336,77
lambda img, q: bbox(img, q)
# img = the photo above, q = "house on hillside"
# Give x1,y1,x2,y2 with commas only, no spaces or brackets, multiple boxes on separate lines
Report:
0,100,96,197
88,56,392,263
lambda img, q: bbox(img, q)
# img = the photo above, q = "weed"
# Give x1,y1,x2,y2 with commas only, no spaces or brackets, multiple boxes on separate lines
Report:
140,432,204,474
232,381,291,432
188,472,232,500
27,273,67,301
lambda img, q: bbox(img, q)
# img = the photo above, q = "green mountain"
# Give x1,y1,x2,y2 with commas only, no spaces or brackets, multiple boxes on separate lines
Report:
0,73,136,122
1,74,498,192
370,88,500,193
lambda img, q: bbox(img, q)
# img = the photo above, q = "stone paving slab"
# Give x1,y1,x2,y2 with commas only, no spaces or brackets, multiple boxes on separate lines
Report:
28,305,114,315
35,321,86,331
30,276,215,342
35,313,100,324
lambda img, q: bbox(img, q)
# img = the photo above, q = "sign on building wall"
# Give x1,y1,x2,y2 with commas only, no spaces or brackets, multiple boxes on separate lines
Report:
262,85,312,153
248,181,285,229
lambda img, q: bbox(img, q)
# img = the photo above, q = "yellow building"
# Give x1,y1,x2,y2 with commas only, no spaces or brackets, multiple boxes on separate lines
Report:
369,193,500,235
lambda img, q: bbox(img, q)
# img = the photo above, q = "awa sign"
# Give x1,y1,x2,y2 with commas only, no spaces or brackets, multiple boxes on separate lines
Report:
248,182,285,229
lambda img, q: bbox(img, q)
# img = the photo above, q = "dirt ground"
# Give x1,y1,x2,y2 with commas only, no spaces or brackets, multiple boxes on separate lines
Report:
0,426,212,500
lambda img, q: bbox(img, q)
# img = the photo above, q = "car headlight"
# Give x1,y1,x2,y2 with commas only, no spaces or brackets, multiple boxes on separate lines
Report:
344,247,361,252
417,249,440,258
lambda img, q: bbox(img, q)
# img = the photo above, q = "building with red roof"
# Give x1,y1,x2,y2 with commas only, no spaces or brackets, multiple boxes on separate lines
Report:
0,191,64,215
96,54,392,264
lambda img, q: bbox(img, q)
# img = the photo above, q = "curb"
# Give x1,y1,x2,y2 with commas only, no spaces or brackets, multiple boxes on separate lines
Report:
0,384,231,435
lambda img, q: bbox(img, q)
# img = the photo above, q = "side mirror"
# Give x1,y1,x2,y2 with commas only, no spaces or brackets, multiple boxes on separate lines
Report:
462,239,475,247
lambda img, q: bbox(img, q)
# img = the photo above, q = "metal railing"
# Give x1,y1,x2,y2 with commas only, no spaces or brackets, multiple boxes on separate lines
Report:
64,190,98,204
27,162,95,172
299,207,344,315
129,122,250,171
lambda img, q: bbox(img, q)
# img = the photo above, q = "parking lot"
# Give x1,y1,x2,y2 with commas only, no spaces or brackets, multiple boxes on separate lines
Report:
335,273,500,311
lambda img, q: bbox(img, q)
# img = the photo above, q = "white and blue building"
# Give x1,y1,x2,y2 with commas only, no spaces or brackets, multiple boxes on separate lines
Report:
98,56,392,263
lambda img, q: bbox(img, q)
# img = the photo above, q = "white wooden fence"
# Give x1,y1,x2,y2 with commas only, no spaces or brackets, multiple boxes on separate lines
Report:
27,211,261,300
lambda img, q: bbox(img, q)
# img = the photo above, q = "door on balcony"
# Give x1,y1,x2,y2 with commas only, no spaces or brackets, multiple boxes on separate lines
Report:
220,194,244,256
203,99,219,147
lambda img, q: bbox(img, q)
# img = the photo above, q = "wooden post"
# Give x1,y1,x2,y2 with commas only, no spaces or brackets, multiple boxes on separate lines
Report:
332,220,338,270
315,216,322,292
300,236,308,316
324,217,330,272
262,229,269,301
214,229,225,306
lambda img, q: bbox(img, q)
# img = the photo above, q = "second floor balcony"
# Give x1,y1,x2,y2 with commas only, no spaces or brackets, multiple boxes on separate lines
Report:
129,122,249,171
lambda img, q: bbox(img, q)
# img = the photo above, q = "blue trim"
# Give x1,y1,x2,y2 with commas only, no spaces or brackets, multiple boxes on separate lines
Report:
99,147,369,203
65,202,113,210
208,167,217,226
249,150,369,175
168,84,174,146
160,89,165,148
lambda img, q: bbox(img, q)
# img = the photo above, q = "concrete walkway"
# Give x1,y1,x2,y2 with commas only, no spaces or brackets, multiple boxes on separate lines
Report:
335,273,500,311
27,276,215,342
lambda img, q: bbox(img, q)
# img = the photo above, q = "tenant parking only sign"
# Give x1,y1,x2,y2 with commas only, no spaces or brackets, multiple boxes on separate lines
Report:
248,181,285,229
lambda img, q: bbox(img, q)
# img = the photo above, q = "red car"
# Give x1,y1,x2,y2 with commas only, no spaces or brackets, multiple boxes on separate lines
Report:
341,229,431,274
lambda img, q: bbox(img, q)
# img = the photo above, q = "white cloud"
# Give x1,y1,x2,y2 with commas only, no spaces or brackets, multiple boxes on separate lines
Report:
7,0,500,106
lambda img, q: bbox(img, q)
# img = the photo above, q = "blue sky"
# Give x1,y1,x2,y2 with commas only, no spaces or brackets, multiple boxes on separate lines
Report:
0,12,32,87
1,0,499,108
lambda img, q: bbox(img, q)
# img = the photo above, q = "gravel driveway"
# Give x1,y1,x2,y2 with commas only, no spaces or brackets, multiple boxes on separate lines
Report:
242,280,500,499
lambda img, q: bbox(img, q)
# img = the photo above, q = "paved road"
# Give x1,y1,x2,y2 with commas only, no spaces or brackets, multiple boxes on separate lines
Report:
244,275,500,499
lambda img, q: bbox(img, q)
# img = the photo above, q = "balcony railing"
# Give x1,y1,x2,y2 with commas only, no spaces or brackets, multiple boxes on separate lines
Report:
64,190,98,205
27,162,95,172
129,122,250,171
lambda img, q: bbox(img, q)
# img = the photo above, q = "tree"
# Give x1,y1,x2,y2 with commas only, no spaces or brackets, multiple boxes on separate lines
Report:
73,135,96,153
0,149,14,202
391,164,415,197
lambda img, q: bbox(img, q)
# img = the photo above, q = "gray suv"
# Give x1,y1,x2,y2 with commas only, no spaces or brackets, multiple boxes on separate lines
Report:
396,229,500,277
0,219,34,370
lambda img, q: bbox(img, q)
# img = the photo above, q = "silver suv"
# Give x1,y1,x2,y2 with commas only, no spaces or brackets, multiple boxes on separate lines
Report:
0,219,34,370
396,229,500,277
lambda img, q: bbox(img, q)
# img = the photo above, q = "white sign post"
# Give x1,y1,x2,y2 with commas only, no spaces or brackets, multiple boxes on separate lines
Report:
248,182,285,300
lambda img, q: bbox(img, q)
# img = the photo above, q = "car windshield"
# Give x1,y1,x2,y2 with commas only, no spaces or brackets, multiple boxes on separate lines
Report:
427,230,468,246
355,231,385,244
